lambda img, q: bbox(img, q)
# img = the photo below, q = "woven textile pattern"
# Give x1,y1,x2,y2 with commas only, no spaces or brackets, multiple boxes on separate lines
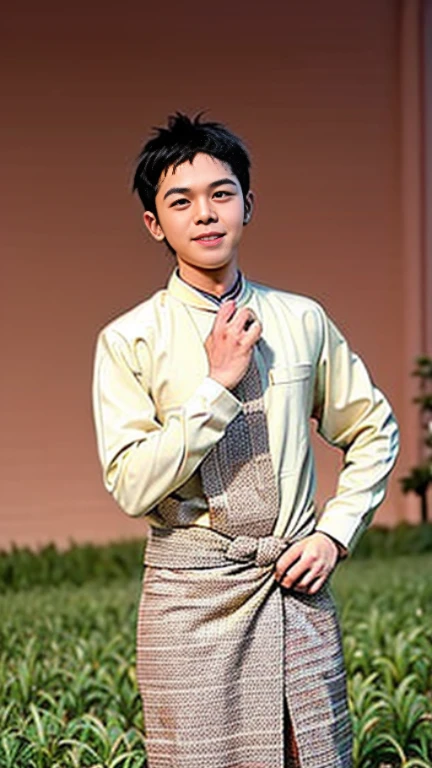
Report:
138,529,353,767
199,353,280,539
137,556,285,768
137,350,353,767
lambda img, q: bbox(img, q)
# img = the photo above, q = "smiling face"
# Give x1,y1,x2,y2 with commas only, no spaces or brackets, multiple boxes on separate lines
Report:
142,152,254,292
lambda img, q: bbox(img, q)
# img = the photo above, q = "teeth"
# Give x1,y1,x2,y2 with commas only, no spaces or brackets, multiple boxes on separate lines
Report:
200,235,220,240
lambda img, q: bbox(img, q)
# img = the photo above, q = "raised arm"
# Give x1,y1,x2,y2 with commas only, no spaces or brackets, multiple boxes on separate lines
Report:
92,301,262,518
92,326,242,517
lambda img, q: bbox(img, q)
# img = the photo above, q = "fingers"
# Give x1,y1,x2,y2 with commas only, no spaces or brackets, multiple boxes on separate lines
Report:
273,544,302,584
213,299,237,332
231,310,262,351
274,534,338,594
214,303,261,339
206,302,262,390
246,318,262,345
292,565,331,593
276,555,322,591
230,306,255,334
306,574,329,595
279,560,331,594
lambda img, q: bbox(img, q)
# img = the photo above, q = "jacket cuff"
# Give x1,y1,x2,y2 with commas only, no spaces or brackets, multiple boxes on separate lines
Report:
185,376,243,429
314,514,362,555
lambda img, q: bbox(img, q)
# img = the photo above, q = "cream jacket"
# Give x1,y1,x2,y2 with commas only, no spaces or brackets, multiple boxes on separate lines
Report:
92,269,399,552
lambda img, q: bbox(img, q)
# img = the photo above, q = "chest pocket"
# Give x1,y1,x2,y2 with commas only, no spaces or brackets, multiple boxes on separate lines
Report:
267,362,313,475
269,363,312,385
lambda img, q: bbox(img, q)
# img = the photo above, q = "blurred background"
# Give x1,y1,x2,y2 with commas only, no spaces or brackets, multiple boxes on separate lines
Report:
2,0,431,549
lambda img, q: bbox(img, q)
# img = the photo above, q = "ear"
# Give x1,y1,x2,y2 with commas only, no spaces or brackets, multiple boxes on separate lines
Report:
243,190,255,224
143,211,166,242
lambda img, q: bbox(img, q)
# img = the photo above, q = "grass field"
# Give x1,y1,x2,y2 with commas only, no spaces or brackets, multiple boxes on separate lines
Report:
0,543,431,767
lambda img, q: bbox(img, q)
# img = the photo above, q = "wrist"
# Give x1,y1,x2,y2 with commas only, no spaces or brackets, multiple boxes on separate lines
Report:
208,371,232,390
314,531,347,561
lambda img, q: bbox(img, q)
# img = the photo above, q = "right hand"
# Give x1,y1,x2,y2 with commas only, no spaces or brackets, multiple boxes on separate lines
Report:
204,299,262,390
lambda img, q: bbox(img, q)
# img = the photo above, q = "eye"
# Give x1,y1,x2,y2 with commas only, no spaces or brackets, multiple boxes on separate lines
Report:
170,190,233,207
214,190,232,198
171,198,189,207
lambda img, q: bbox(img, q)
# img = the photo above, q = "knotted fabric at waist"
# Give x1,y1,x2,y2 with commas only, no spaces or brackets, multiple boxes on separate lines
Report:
144,525,295,570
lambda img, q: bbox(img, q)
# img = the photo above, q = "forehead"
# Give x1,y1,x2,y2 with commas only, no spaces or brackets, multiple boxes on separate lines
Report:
157,152,235,193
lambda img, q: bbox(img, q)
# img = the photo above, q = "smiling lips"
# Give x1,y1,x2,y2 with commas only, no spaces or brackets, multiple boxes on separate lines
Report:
193,232,225,244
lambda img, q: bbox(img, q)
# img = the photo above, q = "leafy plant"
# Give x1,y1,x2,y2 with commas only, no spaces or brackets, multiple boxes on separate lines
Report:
400,356,432,523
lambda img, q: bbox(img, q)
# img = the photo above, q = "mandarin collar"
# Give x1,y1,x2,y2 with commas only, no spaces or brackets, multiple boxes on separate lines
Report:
166,268,253,312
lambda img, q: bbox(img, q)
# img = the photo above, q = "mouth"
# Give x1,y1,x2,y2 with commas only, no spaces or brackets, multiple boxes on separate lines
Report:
193,233,226,246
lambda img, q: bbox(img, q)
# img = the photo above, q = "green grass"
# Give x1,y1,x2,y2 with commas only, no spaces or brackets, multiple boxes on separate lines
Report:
0,544,431,767
332,556,432,767
0,580,144,767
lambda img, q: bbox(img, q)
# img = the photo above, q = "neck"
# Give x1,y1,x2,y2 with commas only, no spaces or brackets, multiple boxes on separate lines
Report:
177,261,239,297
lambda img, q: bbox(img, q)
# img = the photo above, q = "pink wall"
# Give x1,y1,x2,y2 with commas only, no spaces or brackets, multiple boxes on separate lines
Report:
2,0,416,549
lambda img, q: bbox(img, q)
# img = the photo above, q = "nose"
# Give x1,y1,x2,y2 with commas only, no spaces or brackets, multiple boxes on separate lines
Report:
194,196,218,224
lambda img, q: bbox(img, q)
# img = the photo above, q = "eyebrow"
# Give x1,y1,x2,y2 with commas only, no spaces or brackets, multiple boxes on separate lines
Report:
162,177,238,201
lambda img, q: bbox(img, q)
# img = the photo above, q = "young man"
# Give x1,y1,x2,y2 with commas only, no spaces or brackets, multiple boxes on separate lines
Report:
92,111,399,768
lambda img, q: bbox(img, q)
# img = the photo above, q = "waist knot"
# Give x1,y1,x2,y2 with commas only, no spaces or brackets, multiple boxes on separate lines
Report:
225,534,290,567
144,526,294,570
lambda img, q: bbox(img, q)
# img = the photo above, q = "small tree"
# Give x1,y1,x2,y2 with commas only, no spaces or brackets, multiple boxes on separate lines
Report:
400,356,432,523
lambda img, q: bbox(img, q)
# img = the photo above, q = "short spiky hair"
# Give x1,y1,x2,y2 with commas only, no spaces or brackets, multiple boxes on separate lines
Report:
132,109,251,219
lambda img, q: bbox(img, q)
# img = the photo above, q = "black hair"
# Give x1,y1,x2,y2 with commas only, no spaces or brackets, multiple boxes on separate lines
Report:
132,110,251,255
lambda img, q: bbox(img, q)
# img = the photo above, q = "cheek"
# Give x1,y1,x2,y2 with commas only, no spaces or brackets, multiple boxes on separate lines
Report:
224,203,245,232
159,214,184,245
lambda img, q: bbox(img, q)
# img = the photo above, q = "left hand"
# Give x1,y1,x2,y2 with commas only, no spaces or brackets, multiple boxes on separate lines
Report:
274,532,339,595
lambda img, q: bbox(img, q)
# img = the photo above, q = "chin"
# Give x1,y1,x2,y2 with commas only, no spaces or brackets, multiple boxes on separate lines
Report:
199,260,234,272
183,254,235,271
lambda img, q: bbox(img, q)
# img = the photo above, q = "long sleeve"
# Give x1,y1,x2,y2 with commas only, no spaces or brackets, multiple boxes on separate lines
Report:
92,328,242,517
312,308,400,552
